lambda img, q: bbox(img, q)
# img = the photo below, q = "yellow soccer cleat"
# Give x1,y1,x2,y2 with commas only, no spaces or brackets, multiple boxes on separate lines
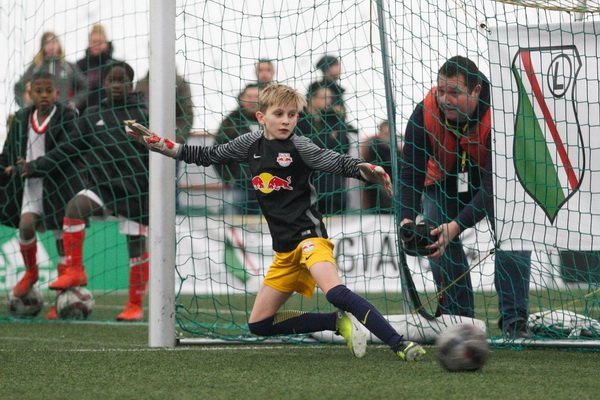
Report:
396,341,426,361
336,310,367,358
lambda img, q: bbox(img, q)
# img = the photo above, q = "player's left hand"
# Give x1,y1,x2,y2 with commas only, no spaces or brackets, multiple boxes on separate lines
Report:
124,120,180,158
358,163,393,197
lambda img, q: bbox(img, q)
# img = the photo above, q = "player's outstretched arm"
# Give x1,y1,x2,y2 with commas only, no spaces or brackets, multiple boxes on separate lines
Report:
125,120,181,159
358,163,393,197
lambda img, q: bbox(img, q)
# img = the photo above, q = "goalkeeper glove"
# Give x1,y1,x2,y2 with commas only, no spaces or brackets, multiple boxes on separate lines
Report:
125,120,180,158
358,163,393,197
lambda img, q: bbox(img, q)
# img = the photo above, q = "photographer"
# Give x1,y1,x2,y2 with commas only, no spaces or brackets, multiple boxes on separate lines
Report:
398,56,533,338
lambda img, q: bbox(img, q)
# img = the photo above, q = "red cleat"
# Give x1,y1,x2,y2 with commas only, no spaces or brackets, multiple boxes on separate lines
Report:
44,306,58,320
48,268,87,290
116,303,144,322
13,269,39,298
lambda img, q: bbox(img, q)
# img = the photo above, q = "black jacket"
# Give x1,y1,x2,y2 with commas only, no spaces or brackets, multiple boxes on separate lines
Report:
0,104,85,229
76,42,120,113
26,92,150,224
296,109,353,215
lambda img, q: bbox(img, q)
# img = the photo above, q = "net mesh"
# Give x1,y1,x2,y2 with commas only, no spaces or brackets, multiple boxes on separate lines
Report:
492,0,600,13
1,1,599,345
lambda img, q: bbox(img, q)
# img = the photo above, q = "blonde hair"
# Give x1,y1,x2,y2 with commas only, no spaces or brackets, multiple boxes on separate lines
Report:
89,24,108,41
33,31,64,66
378,120,389,132
255,59,275,75
258,83,306,113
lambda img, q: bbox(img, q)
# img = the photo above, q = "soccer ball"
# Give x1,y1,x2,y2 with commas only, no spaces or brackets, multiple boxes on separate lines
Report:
56,287,95,319
8,287,44,318
436,323,490,372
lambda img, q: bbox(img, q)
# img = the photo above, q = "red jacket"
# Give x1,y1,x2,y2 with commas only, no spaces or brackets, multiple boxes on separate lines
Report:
423,88,492,186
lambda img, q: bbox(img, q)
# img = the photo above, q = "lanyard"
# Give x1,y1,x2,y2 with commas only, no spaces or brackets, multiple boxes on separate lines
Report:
445,118,469,172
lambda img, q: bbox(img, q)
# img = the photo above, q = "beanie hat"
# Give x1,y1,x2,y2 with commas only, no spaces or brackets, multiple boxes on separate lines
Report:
316,55,339,72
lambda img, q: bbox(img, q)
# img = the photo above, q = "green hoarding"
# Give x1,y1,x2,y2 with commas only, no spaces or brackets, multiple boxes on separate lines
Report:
0,221,130,292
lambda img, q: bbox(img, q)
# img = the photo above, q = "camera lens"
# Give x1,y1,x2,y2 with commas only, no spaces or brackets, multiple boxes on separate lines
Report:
400,222,416,242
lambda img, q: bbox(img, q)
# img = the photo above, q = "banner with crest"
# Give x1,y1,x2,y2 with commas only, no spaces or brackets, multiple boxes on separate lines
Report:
488,21,600,251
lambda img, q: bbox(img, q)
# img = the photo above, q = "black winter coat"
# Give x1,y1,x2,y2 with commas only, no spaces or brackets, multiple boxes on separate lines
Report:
76,42,120,113
0,104,85,229
26,93,150,225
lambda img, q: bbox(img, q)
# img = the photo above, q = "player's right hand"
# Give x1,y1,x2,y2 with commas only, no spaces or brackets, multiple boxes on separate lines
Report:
358,163,393,197
124,120,180,159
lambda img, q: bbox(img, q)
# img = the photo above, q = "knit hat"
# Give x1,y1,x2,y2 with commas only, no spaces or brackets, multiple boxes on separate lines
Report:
102,60,135,82
315,55,339,72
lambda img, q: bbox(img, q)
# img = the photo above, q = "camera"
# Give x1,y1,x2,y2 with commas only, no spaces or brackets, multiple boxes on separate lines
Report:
399,221,439,257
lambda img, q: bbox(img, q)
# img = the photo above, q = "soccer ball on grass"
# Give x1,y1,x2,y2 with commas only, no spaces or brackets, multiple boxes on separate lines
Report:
8,287,44,318
56,287,95,319
436,323,490,372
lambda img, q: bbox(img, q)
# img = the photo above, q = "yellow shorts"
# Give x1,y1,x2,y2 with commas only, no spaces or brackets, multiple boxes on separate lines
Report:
263,237,336,298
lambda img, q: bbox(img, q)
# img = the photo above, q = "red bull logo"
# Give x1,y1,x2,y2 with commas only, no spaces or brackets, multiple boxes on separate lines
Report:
277,153,293,167
252,173,293,193
302,241,315,253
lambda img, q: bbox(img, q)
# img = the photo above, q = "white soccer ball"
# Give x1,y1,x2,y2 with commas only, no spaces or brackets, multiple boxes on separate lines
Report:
436,323,490,372
56,287,95,320
8,287,44,318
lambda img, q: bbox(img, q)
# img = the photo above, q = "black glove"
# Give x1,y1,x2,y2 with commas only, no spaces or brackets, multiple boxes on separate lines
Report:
399,221,439,257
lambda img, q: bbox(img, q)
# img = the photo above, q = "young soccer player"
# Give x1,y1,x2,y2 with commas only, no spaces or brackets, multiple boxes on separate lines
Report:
127,83,426,360
21,61,151,321
0,71,84,319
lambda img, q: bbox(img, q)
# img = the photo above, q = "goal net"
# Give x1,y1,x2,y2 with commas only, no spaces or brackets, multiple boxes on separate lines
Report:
1,0,600,347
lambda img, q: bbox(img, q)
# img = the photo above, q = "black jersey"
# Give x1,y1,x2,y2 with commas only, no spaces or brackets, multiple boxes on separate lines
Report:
179,130,363,252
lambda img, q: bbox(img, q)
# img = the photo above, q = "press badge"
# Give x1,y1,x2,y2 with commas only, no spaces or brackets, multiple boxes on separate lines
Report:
458,171,469,193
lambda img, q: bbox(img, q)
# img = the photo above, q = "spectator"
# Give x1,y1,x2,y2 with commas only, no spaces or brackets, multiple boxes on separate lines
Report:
214,84,261,214
14,31,87,111
128,82,426,361
136,69,195,214
76,24,119,113
0,71,85,319
21,61,151,322
135,69,195,144
308,55,346,117
6,80,32,129
360,120,403,213
20,80,33,109
399,56,533,338
296,83,352,215
255,59,276,87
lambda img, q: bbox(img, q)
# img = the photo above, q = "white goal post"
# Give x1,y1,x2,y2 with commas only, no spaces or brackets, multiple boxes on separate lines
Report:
148,0,176,348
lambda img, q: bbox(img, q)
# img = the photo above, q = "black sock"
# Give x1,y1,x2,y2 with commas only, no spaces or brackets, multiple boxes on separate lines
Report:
326,284,404,350
248,310,337,336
